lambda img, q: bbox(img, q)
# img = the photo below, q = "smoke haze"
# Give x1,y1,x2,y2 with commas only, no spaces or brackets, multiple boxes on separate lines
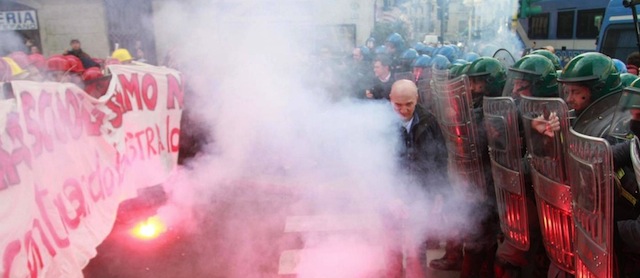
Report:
146,0,514,276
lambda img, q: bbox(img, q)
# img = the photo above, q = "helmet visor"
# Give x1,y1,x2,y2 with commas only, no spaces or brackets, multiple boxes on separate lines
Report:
502,70,539,99
609,87,640,139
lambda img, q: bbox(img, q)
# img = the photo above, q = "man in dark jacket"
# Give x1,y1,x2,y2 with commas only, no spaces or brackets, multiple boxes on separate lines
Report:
391,79,447,183
366,55,395,100
389,79,448,276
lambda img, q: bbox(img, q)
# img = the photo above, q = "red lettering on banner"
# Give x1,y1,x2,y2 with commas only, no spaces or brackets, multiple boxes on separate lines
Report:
102,167,116,197
119,73,142,111
145,127,157,157
166,73,183,109
133,131,146,160
105,94,124,129
2,240,20,278
0,113,32,190
155,124,166,153
141,74,158,110
25,230,44,278
25,219,57,277
168,115,180,152
53,178,87,229
84,106,105,137
35,184,70,249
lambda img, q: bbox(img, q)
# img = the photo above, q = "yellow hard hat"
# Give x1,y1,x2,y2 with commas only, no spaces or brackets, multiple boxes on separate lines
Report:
111,48,133,63
2,57,27,77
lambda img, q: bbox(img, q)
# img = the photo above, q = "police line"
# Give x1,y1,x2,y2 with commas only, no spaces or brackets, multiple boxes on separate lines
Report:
0,64,183,278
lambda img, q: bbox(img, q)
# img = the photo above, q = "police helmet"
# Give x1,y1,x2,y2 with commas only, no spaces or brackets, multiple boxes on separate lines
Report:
558,52,622,102
613,58,628,74
530,49,561,70
466,57,507,97
431,54,451,70
620,73,639,87
385,33,405,51
505,54,558,98
412,55,432,68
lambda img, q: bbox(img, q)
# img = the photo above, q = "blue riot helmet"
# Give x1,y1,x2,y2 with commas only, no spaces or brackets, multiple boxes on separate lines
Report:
423,45,435,56
450,44,462,59
375,45,387,55
613,58,628,74
359,45,371,61
431,46,441,56
400,48,419,67
431,54,451,70
385,33,405,54
397,48,419,72
438,45,457,63
366,37,376,49
414,42,427,55
412,55,432,68
463,52,480,63
413,55,432,81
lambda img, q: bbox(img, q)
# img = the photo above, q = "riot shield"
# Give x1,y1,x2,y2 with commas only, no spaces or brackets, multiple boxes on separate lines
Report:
431,68,487,201
566,128,614,278
483,96,530,250
572,91,622,138
608,87,639,141
519,96,574,273
493,48,517,70
417,69,433,115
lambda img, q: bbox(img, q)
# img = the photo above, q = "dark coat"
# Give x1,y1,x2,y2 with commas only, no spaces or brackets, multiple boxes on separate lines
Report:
369,75,395,100
399,104,448,193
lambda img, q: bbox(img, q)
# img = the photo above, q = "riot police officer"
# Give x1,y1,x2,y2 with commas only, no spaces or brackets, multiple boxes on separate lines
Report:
487,54,560,278
558,52,622,118
429,57,505,277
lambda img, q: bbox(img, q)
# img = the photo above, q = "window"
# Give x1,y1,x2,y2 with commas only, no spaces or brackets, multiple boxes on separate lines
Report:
576,9,604,38
600,23,637,62
529,13,549,39
557,11,574,39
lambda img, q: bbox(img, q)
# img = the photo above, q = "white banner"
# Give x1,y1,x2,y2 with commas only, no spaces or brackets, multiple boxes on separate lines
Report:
0,64,183,278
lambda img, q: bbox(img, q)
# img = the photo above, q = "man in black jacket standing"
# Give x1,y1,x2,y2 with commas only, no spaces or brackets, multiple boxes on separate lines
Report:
389,79,448,276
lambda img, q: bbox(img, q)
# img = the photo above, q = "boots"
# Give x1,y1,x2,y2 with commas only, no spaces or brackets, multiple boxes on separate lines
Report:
428,240,463,271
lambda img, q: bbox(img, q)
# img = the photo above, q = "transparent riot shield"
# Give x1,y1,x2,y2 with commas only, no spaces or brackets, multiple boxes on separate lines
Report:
608,87,640,141
520,96,574,273
431,68,487,201
483,96,530,250
572,91,622,138
566,128,614,278
417,69,433,115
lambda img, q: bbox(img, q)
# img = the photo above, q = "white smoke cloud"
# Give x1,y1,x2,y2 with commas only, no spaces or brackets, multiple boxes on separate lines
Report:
148,1,482,277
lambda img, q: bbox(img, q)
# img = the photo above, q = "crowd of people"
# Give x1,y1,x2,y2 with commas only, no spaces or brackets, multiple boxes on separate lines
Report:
0,39,144,98
335,32,640,277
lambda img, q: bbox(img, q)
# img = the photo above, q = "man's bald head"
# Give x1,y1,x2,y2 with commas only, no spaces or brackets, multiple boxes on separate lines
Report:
390,79,419,99
390,80,419,121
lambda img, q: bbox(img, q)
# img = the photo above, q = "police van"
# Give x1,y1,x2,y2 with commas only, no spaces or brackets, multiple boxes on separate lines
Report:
597,0,640,61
